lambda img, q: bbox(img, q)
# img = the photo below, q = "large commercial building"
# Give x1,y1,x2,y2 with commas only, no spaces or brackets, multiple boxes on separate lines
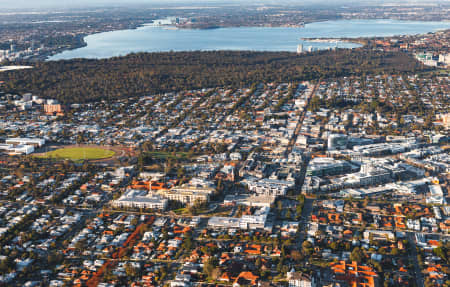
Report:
306,157,353,177
245,178,294,197
327,134,348,151
0,144,34,155
438,53,450,66
111,189,168,210
208,206,271,231
0,138,45,155
44,104,64,115
426,185,445,205
5,138,45,147
224,194,275,207
207,217,241,229
339,185,394,198
157,184,215,205
353,142,416,157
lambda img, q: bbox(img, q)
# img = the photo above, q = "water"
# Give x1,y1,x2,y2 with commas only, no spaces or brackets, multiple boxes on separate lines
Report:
49,19,450,60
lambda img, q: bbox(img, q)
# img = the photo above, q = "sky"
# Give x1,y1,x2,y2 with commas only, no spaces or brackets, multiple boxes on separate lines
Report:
0,0,448,10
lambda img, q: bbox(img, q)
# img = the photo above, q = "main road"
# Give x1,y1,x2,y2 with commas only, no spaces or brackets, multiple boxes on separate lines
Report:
296,197,315,246
407,232,424,287
285,80,320,156
281,81,319,248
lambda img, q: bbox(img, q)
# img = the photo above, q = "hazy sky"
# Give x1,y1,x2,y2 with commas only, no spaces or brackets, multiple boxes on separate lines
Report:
0,0,448,10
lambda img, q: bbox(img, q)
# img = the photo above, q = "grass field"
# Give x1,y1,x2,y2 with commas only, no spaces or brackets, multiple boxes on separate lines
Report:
37,147,115,161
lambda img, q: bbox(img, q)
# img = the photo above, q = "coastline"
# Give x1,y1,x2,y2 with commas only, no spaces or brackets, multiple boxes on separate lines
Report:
43,20,159,61
301,38,368,46
45,18,450,61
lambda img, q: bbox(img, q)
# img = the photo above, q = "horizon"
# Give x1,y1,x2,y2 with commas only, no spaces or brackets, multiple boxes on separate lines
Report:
1,0,450,11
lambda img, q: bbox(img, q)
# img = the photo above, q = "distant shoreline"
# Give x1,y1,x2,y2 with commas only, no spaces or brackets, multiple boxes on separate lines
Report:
46,18,450,61
301,38,367,46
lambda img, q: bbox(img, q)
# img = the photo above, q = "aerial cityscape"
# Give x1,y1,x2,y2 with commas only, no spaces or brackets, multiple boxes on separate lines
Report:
0,0,449,287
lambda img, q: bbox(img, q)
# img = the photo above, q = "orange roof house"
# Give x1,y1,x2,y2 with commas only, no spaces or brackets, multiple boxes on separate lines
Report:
395,217,406,229
328,213,342,224
233,271,259,286
425,265,446,280
343,230,353,236
330,261,378,287
219,272,231,282
245,244,262,255
130,180,167,191
428,240,440,247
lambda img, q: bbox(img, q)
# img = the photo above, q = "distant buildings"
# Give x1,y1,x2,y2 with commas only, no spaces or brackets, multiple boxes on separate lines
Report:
416,52,438,66
416,52,450,67
10,42,15,53
438,53,450,66
44,103,64,115
441,113,450,129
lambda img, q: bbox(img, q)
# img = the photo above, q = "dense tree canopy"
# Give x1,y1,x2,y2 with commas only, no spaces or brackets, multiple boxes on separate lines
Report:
1,49,424,103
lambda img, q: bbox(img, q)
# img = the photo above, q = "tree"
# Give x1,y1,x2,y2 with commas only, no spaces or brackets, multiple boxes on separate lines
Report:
296,205,303,219
182,234,193,251
302,241,313,256
330,241,338,251
309,96,322,112
290,250,303,262
433,245,447,262
210,268,222,281
277,200,283,211
255,257,262,268
177,167,185,179
286,209,291,219
203,257,219,278
350,247,364,263
1,50,422,104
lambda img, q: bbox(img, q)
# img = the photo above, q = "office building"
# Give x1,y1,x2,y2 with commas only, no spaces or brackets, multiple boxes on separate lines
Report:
111,189,168,210
5,138,45,148
328,134,348,150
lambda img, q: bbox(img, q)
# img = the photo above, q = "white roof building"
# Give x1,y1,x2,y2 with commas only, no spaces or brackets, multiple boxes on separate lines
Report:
111,189,168,210
5,138,45,147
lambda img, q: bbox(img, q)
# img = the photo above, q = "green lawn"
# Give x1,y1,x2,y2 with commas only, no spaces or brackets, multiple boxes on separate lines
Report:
36,147,115,161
